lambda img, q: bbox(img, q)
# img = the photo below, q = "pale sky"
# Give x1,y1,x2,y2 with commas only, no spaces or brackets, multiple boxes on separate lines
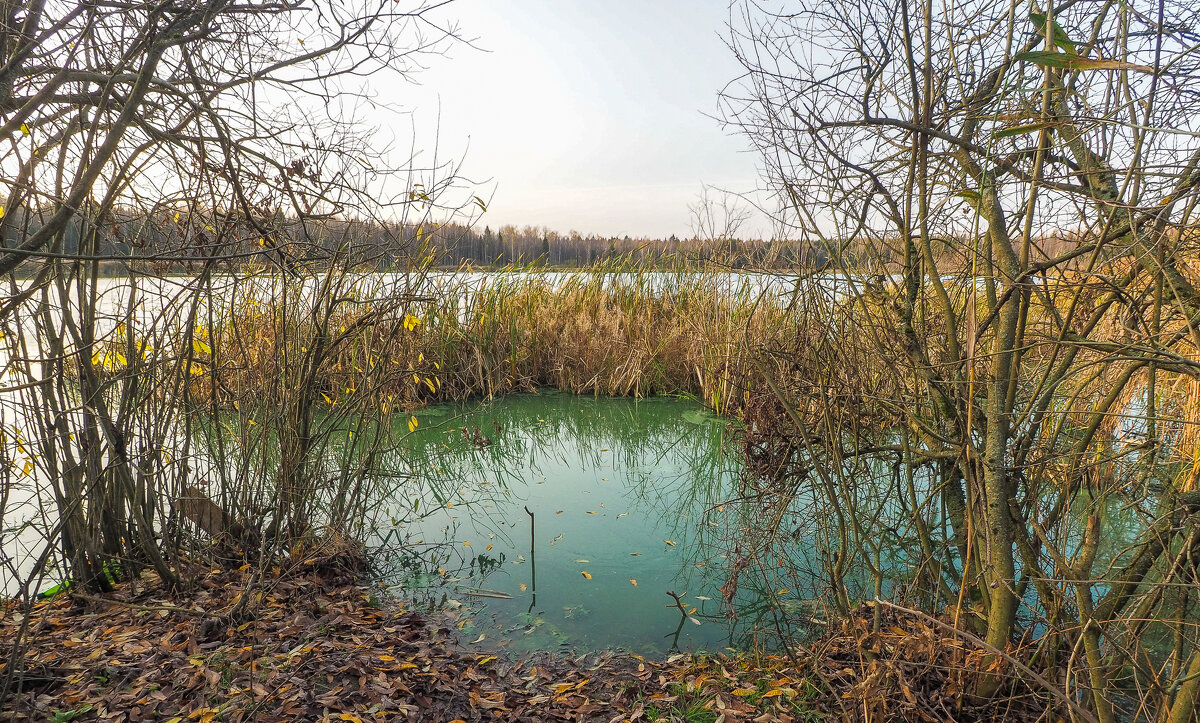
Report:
392,0,766,239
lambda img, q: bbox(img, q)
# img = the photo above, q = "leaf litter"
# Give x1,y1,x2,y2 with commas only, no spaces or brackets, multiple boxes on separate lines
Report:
1,556,1064,722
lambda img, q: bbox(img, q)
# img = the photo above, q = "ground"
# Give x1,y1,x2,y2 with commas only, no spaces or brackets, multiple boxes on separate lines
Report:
0,552,1059,722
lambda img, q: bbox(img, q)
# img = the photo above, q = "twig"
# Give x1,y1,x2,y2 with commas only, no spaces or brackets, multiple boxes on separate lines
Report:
870,599,1099,723
71,592,227,619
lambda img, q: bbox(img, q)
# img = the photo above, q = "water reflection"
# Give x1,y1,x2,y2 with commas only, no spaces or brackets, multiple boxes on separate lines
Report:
367,392,817,655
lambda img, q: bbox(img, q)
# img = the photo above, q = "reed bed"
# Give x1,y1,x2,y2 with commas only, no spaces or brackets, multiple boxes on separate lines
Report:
197,264,817,420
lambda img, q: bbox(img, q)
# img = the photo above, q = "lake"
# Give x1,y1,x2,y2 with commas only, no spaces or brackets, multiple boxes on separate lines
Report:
369,391,810,656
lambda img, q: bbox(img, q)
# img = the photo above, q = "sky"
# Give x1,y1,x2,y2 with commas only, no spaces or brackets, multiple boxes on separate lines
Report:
391,0,767,239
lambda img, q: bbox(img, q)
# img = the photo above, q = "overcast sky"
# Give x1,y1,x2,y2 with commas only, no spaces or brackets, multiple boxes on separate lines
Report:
393,0,766,239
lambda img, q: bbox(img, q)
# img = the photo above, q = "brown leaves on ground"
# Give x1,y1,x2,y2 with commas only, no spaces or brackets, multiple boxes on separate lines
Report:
0,559,818,722
1,560,1062,722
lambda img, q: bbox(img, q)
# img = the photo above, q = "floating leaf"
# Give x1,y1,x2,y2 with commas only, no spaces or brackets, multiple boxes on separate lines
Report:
519,583,527,591
585,510,598,515
630,579,638,586
573,559,590,563
689,617,701,626
664,540,676,546
580,571,592,580
615,512,628,519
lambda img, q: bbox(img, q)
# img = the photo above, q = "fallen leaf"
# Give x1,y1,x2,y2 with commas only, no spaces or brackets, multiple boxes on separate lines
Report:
664,540,676,546
630,579,638,586
581,571,592,580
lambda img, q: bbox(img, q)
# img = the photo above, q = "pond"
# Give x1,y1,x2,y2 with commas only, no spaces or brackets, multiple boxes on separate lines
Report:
370,392,795,656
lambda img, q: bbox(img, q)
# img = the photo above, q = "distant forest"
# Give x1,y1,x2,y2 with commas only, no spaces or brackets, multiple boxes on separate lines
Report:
8,207,1084,274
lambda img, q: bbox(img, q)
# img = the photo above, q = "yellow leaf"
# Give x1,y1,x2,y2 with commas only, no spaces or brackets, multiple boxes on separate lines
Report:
407,416,418,433
485,544,493,551
732,687,757,697
338,715,361,722
378,655,396,661
580,571,592,580
463,541,470,547
664,540,676,546
777,589,790,595
760,689,784,698
630,579,637,586
519,583,527,591
477,656,496,665
19,123,30,136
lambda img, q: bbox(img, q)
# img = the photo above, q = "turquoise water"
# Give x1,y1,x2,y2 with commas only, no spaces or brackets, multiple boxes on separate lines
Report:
371,392,795,655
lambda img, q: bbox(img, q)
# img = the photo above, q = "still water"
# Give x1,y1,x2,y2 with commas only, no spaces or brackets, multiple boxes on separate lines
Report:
370,392,792,656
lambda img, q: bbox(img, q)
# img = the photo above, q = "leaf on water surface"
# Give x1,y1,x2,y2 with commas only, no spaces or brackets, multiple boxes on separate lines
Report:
519,583,527,591
695,595,711,601
664,540,676,546
630,579,638,586
586,511,598,514
689,617,702,626
616,512,628,519
629,552,642,556
574,559,590,563
472,634,487,643
580,571,592,580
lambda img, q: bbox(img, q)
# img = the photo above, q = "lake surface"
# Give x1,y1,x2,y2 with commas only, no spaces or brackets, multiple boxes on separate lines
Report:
370,392,796,656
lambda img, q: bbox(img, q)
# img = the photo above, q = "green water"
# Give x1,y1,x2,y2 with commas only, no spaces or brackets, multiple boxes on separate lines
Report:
371,392,791,655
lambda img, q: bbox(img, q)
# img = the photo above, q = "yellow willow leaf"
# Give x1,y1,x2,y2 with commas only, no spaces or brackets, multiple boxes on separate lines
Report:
580,571,592,580
0,206,5,219
413,374,420,385
463,540,470,547
424,377,436,393
192,338,211,355
20,123,30,136
519,583,527,591
664,540,676,546
630,579,637,586
378,655,396,661
337,715,361,723
477,656,496,665
407,416,418,433
760,689,784,698
777,589,790,595
486,544,493,551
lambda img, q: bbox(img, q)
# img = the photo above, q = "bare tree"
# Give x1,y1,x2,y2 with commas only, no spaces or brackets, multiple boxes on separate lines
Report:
725,0,1200,716
0,0,466,605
